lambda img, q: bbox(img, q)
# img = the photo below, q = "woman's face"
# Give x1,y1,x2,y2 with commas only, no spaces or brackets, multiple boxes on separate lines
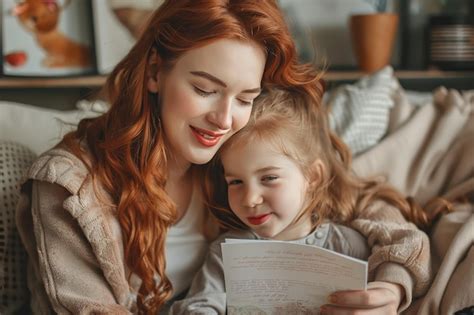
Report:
149,39,266,168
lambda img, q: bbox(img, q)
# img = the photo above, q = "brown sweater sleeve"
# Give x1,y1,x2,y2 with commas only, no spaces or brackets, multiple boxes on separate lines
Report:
27,180,131,314
349,200,432,311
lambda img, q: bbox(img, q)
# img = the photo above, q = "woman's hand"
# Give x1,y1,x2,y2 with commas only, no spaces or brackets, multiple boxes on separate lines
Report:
319,281,404,315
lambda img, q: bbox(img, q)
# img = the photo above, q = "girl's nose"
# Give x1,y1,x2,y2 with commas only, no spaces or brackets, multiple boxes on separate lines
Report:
242,186,263,208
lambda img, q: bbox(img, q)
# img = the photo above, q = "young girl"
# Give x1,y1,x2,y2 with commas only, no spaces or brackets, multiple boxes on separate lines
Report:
171,88,431,314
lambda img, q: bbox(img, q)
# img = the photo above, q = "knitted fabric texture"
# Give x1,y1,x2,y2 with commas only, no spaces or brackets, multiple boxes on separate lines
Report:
0,141,36,314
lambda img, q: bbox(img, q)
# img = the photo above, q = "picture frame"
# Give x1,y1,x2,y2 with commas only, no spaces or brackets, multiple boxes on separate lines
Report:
1,0,95,76
91,0,136,74
91,0,164,74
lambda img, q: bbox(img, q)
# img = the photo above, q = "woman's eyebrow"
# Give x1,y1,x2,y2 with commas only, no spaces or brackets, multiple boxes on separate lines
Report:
190,71,227,87
190,71,261,94
241,87,261,94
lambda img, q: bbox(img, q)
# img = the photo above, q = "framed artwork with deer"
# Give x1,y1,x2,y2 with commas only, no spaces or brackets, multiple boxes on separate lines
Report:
1,0,95,76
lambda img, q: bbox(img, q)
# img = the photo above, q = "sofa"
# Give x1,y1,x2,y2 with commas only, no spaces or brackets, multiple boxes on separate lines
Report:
0,100,103,313
1,67,472,314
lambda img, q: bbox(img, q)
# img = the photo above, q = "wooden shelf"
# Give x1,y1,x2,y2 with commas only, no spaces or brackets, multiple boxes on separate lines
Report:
0,75,107,88
0,71,473,89
324,70,474,81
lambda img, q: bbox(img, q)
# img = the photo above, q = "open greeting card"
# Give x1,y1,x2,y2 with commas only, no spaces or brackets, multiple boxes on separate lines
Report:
222,239,368,315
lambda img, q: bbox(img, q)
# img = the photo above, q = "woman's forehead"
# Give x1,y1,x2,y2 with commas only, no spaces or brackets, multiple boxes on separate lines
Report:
171,38,266,89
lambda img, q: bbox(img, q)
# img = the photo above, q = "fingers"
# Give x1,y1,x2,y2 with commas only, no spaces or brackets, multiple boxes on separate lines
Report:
367,281,404,301
320,287,400,315
327,288,398,308
319,303,397,315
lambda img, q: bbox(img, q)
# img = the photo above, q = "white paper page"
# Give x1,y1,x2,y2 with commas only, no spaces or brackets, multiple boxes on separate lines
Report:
221,240,367,315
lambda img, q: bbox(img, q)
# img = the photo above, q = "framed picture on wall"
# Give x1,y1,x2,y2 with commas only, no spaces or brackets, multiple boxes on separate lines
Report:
1,0,95,76
91,0,135,75
91,0,164,74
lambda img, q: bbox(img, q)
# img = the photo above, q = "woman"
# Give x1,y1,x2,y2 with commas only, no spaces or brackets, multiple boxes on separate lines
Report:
15,0,430,314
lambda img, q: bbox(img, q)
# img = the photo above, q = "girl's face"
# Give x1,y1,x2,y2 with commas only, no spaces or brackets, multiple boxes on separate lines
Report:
221,138,313,240
149,39,266,169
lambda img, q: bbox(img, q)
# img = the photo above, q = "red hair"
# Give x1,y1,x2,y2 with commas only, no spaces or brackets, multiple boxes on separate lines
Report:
62,0,323,313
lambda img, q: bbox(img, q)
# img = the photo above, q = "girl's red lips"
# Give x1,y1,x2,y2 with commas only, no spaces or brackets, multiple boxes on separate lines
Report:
190,126,225,147
247,213,271,226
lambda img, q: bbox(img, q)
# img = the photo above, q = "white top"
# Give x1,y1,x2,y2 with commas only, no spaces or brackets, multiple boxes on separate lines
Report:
165,184,208,299
115,182,208,305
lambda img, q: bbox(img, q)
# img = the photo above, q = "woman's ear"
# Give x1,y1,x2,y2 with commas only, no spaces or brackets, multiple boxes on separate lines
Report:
147,48,160,93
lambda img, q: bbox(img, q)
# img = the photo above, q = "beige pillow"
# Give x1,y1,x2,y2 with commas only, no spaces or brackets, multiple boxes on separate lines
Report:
0,101,100,155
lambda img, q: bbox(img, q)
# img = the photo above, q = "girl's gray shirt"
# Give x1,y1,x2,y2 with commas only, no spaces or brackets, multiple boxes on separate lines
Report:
170,223,370,315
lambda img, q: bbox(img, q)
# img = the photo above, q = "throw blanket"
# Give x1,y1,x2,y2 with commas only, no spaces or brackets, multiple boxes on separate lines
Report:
352,87,474,314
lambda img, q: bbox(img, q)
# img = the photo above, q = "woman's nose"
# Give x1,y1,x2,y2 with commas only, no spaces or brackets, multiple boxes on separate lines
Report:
207,98,232,130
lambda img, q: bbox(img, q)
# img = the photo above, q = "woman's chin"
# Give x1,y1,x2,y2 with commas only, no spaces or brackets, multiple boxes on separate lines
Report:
188,154,215,165
186,147,221,165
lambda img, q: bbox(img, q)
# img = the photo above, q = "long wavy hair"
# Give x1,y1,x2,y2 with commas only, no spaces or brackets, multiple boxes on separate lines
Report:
202,88,436,234
61,0,322,313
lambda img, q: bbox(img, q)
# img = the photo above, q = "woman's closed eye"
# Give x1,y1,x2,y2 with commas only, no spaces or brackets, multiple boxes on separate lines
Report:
237,92,260,106
237,98,253,106
193,86,215,97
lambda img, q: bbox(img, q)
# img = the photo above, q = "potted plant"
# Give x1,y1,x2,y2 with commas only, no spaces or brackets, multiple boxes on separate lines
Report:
349,0,399,73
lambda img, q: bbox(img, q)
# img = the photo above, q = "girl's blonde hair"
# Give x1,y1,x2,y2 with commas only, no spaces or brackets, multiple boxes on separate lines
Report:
203,88,433,232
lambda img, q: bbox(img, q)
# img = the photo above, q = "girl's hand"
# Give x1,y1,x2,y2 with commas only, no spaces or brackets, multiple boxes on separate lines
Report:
320,281,404,315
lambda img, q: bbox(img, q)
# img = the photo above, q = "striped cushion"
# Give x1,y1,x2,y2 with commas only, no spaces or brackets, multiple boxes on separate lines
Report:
327,66,399,155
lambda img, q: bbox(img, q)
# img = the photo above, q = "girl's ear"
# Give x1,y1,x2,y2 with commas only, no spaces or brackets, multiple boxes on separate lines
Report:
308,159,325,188
147,48,160,93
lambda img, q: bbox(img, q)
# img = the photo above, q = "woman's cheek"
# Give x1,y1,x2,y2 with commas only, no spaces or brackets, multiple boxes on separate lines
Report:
234,106,253,131
167,83,203,116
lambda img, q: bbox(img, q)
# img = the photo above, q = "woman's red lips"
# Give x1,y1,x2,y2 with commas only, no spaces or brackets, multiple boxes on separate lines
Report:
247,213,271,225
190,126,225,147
